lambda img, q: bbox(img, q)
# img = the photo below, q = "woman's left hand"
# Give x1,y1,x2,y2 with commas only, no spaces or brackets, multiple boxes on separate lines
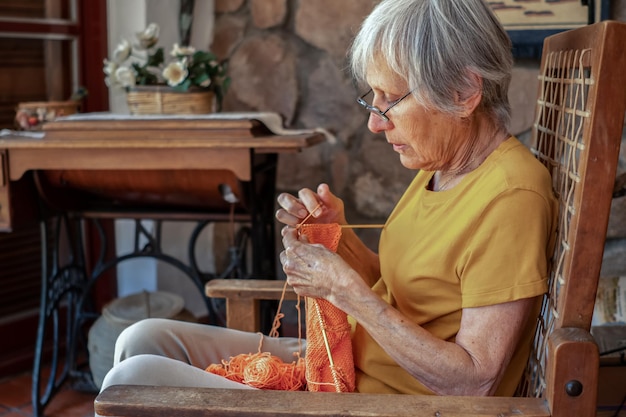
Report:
279,226,353,301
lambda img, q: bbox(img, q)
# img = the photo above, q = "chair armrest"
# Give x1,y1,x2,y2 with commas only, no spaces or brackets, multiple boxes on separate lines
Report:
546,327,599,417
94,385,551,417
205,279,297,332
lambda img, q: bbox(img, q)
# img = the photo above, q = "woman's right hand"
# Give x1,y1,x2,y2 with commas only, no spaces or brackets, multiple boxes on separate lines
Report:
275,183,346,227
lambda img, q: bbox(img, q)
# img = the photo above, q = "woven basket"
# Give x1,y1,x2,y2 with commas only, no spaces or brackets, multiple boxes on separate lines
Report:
126,86,215,115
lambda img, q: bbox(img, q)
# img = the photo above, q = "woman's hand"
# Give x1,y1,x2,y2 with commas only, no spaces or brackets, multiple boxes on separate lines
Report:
279,226,355,302
276,183,346,227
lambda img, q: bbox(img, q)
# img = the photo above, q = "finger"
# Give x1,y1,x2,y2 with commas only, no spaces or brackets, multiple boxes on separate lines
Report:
281,226,300,249
317,183,331,199
275,208,301,226
276,192,308,216
317,183,335,204
280,250,300,277
317,183,347,223
297,188,323,217
279,249,289,270
319,183,344,211
280,248,308,278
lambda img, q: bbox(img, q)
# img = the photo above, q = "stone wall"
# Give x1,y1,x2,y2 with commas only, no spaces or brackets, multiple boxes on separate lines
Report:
211,0,626,323
213,0,407,238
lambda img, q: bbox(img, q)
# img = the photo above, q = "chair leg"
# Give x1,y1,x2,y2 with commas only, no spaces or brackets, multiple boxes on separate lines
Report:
225,298,261,332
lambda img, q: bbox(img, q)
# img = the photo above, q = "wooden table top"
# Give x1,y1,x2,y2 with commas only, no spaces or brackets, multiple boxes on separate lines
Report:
0,113,326,182
0,113,326,152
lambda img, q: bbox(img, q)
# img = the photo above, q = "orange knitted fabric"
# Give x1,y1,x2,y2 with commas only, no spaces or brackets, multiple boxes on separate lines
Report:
299,223,355,392
205,222,354,393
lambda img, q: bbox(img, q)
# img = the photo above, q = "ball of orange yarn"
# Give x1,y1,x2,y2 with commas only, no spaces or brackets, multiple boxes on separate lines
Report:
206,352,307,391
243,353,284,389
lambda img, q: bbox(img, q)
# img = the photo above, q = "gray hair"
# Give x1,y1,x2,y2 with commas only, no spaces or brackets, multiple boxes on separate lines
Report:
350,0,513,129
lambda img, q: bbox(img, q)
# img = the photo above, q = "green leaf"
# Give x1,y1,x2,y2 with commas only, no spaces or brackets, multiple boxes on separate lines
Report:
193,72,210,86
193,50,217,64
189,63,206,78
146,47,164,67
173,78,192,92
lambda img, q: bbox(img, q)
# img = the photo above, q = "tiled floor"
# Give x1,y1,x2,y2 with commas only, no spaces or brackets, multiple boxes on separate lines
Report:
0,369,96,417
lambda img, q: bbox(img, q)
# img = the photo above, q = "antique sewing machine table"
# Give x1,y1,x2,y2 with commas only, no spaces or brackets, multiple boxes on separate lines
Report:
0,112,325,417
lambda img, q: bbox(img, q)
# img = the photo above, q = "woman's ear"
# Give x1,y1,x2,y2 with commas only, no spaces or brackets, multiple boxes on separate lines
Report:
456,70,483,117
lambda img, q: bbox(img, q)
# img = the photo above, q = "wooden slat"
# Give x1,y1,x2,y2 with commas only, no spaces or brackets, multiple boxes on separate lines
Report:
0,2,46,19
95,385,551,417
206,279,297,300
206,279,297,332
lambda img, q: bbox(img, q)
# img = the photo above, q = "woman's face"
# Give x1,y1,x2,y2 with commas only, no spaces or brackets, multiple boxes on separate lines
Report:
365,63,468,171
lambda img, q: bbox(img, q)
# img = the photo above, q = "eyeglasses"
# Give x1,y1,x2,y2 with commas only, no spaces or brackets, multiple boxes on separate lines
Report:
356,88,413,122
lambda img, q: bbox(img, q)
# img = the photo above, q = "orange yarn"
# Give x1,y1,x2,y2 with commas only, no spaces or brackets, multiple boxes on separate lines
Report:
298,223,355,392
205,220,354,393
204,292,306,391
205,352,306,390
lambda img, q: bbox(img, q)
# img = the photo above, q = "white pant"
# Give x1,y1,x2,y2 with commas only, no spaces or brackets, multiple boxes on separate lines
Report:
100,318,305,392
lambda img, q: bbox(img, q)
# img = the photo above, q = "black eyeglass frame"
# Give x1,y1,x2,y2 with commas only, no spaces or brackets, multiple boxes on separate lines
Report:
356,88,413,122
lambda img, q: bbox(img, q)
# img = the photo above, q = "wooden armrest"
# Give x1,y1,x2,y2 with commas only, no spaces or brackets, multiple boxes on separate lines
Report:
205,279,297,332
546,327,599,417
95,385,551,417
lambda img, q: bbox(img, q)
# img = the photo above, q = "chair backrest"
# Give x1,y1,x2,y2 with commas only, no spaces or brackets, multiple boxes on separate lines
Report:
516,20,626,406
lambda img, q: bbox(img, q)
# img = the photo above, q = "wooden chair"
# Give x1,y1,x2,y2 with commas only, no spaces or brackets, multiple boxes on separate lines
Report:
95,20,626,417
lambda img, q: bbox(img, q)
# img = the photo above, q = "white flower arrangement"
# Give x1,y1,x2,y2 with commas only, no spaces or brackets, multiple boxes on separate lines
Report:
104,23,230,109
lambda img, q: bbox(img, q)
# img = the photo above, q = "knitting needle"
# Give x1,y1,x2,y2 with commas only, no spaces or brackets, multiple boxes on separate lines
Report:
297,203,385,229
340,224,385,229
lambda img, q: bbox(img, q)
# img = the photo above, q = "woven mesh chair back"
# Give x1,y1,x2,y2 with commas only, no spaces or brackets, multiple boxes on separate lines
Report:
516,21,626,398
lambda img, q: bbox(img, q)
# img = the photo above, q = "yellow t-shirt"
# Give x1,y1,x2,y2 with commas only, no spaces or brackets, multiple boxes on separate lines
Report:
352,136,557,395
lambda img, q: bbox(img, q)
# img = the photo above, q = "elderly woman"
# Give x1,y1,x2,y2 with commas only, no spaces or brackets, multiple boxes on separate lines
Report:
277,0,556,396
100,0,556,398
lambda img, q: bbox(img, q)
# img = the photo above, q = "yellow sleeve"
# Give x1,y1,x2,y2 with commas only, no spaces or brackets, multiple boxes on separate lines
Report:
459,188,553,308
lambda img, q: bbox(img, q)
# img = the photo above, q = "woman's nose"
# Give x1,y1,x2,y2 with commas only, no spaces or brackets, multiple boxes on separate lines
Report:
367,113,389,133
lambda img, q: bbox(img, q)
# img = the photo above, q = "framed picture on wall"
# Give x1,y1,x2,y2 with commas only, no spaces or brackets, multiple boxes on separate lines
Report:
488,0,611,59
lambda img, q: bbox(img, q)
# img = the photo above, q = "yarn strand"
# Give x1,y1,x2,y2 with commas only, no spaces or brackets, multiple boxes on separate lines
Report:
205,204,358,392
